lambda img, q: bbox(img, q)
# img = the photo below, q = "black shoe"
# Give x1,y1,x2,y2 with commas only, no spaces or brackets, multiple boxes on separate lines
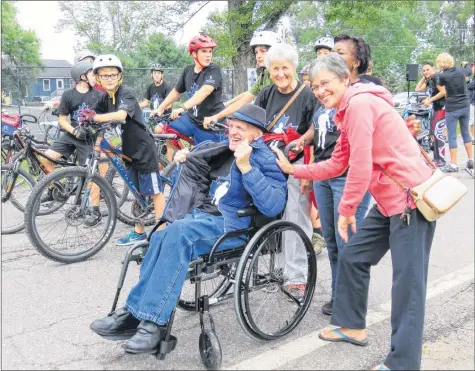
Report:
90,307,140,340
83,209,102,227
122,320,165,354
40,188,54,203
322,300,333,316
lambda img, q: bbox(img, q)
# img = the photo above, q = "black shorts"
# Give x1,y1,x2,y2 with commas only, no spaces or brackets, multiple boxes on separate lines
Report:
50,132,94,165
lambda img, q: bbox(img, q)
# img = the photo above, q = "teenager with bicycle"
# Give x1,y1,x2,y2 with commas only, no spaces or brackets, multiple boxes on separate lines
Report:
202,30,282,128
80,54,165,246
151,34,226,145
139,63,172,113
40,60,104,226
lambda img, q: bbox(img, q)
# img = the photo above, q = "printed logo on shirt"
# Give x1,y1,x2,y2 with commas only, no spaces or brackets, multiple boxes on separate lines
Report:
151,93,163,110
269,114,297,134
186,82,200,99
313,108,336,149
72,102,91,123
210,179,230,206
204,75,216,85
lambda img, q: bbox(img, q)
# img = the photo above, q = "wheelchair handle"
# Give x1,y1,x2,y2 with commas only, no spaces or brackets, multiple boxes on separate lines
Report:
152,133,177,141
284,142,297,160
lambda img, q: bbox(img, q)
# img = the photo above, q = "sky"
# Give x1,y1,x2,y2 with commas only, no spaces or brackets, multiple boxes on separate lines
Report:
15,1,227,64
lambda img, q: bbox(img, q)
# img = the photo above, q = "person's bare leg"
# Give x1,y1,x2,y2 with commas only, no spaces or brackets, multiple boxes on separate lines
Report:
134,192,165,234
449,148,458,166
39,149,63,174
464,142,473,159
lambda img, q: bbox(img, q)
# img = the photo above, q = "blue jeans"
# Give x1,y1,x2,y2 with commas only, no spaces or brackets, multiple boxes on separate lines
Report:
445,106,471,149
169,113,226,144
313,176,372,300
125,209,235,325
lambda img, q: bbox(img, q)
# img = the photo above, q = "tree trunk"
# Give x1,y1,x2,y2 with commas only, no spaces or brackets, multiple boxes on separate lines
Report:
231,47,255,95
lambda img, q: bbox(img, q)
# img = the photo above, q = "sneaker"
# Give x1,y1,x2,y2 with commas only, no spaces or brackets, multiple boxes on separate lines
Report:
116,231,147,246
432,159,446,168
441,163,458,173
312,232,325,256
322,300,333,315
83,209,102,227
465,159,474,178
40,188,54,203
287,284,306,302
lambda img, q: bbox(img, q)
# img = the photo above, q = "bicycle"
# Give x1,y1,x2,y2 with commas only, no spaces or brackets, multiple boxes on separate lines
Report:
24,120,173,263
1,126,78,235
1,111,37,164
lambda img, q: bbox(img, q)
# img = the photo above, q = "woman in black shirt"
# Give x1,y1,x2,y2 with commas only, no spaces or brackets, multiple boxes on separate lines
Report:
436,52,473,175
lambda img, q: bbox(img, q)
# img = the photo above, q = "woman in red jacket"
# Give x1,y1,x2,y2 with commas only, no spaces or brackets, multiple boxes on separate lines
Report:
272,53,436,371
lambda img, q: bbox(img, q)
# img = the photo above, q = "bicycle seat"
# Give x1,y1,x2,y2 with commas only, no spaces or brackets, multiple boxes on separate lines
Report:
152,133,177,140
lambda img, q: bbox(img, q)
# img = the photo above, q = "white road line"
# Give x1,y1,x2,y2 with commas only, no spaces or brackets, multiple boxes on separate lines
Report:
226,264,474,370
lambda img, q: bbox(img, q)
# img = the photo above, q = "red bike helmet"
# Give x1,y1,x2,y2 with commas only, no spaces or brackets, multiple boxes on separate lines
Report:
188,34,217,55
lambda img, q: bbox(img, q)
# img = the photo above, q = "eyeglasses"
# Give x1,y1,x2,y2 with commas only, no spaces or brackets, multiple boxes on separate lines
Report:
311,77,339,92
98,73,120,81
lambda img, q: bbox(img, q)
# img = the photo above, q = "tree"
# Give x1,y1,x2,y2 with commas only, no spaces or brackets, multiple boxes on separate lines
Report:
204,0,293,94
1,1,42,103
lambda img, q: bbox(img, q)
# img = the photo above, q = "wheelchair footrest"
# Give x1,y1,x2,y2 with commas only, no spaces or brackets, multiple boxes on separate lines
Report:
156,335,178,356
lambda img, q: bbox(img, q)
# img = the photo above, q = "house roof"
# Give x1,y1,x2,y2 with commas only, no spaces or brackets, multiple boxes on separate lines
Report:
38,59,72,78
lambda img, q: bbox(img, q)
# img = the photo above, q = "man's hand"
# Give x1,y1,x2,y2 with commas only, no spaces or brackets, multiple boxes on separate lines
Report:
171,108,185,120
337,215,357,243
234,138,253,174
78,108,97,123
404,114,422,137
300,179,313,194
203,115,218,130
290,136,306,153
151,107,164,117
271,144,294,175
72,126,87,140
423,98,431,108
173,147,190,164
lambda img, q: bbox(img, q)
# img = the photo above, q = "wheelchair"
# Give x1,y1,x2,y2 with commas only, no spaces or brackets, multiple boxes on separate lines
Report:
106,146,318,370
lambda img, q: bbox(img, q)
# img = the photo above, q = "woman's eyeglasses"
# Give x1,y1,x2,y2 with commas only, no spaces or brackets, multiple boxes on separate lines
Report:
311,77,339,92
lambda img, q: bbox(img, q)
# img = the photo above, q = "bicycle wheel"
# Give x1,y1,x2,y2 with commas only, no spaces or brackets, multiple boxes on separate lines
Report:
24,166,117,263
1,165,36,234
116,176,173,227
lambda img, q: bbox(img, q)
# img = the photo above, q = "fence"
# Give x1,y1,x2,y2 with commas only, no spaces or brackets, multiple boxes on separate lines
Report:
1,66,236,106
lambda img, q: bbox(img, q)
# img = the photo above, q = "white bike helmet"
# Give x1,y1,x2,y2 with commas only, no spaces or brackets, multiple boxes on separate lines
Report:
250,30,280,50
74,50,95,64
314,37,334,52
93,54,123,74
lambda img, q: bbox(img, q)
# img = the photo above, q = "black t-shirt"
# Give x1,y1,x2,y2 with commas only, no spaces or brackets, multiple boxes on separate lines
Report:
94,85,159,173
254,83,317,135
145,82,172,112
58,87,102,132
436,67,469,112
175,63,225,126
427,75,446,111
360,74,383,86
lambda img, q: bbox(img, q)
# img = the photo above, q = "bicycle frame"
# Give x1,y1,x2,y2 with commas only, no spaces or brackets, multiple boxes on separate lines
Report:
89,134,149,209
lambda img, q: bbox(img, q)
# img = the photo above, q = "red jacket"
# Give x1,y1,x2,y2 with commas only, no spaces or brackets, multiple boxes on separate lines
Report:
293,84,432,217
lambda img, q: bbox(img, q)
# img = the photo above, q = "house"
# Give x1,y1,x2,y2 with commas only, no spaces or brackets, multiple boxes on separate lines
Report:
28,59,74,99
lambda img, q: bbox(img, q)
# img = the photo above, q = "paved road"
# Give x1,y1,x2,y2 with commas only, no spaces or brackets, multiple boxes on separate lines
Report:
1,141,474,370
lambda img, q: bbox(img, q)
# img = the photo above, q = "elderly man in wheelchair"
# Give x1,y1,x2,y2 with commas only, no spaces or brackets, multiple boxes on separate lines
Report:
90,104,317,369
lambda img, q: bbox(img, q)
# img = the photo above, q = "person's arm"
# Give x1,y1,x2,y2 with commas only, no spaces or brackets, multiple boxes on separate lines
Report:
423,85,446,107
241,151,287,217
415,77,428,92
224,92,247,107
58,114,75,134
205,92,256,126
94,110,127,122
139,99,150,109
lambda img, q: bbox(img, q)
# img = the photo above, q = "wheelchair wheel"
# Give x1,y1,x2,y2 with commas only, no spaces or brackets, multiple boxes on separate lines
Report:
199,329,222,370
177,263,234,311
234,220,316,341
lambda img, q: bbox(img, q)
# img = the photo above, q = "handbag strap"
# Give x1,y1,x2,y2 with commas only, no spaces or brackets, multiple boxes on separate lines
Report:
266,84,306,132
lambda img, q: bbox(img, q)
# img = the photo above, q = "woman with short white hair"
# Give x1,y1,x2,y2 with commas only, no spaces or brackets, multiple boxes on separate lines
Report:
436,52,473,175
254,43,319,300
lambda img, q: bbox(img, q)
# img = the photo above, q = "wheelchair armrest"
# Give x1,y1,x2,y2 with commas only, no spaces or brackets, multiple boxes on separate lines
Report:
236,206,258,217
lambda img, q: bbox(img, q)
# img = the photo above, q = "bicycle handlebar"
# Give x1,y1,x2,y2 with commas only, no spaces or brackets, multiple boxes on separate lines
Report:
20,114,37,124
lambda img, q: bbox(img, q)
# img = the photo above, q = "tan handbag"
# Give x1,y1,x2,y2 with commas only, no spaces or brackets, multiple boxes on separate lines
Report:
380,146,468,222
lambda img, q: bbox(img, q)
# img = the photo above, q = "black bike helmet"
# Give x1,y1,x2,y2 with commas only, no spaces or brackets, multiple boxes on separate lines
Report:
71,61,94,83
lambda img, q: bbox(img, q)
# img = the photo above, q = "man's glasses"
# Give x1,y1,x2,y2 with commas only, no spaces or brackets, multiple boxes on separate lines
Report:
98,73,120,81
311,76,339,92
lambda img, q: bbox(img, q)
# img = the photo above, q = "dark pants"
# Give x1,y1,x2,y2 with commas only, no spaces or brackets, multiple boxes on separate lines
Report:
331,205,436,370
